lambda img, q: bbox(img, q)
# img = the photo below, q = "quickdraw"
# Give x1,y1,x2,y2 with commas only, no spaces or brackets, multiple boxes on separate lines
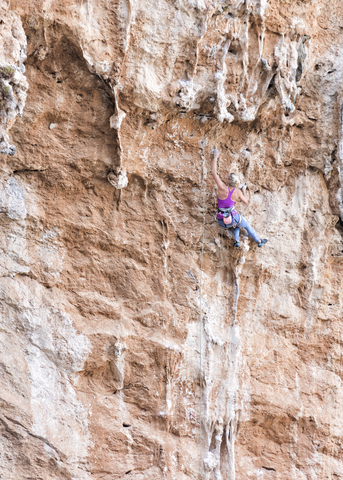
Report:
189,412,201,426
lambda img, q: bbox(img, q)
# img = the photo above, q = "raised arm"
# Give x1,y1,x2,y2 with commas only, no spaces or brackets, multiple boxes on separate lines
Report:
237,185,249,205
211,149,227,190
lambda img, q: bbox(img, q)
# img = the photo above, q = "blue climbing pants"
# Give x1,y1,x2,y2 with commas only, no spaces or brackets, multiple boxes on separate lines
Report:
218,214,260,243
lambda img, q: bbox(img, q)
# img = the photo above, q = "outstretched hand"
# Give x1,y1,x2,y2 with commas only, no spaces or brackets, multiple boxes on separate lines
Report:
211,147,226,189
238,184,249,205
212,148,220,158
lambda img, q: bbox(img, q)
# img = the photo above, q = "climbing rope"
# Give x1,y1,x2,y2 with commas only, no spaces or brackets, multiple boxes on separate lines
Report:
198,146,242,475
204,147,240,327
204,149,219,211
232,273,239,327
198,147,207,478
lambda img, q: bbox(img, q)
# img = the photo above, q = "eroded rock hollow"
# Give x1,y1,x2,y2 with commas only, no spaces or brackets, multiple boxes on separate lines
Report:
1,0,343,479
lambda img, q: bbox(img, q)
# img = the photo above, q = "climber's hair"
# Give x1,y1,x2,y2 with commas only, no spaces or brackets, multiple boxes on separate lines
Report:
228,173,240,187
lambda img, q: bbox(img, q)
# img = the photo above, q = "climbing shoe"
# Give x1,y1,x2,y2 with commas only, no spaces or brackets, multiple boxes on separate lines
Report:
258,239,268,247
234,242,240,248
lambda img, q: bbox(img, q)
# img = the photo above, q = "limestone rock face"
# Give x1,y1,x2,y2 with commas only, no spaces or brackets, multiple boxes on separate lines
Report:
0,5,28,155
0,0,343,479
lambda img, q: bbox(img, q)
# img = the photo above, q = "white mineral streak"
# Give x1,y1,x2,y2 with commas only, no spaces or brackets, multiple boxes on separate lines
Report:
0,8,28,155
338,99,343,219
0,177,27,220
0,177,30,278
274,37,298,114
110,107,126,131
119,0,134,52
107,168,128,189
215,43,234,123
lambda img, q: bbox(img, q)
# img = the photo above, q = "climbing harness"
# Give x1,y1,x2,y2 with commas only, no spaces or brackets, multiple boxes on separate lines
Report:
216,206,242,228
216,182,242,230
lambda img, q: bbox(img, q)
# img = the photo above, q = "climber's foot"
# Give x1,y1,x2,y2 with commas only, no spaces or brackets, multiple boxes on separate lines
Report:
234,241,240,248
258,239,268,247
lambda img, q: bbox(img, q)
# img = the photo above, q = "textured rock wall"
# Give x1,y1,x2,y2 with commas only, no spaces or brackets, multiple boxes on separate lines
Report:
0,0,343,479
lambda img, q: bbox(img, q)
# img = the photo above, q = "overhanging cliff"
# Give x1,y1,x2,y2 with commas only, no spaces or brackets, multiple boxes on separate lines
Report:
0,1,343,479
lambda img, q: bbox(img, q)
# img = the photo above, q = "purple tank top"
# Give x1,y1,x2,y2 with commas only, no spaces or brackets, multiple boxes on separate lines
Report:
217,188,237,220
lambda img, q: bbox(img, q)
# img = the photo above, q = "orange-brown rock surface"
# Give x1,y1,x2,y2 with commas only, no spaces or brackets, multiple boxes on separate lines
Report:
1,0,343,479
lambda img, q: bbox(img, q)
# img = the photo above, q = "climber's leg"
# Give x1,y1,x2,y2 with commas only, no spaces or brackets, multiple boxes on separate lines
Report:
232,226,240,243
231,214,240,247
239,216,261,244
258,239,268,247
218,218,240,245
218,216,266,248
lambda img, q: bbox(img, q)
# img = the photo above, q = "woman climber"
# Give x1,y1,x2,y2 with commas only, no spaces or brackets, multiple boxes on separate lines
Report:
211,148,267,248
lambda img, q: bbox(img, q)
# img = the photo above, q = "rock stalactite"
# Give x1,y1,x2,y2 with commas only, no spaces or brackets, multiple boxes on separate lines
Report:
0,0,343,479
0,6,28,156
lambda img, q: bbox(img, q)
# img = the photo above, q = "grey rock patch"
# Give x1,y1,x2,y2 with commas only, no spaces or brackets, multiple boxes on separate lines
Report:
0,177,27,220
